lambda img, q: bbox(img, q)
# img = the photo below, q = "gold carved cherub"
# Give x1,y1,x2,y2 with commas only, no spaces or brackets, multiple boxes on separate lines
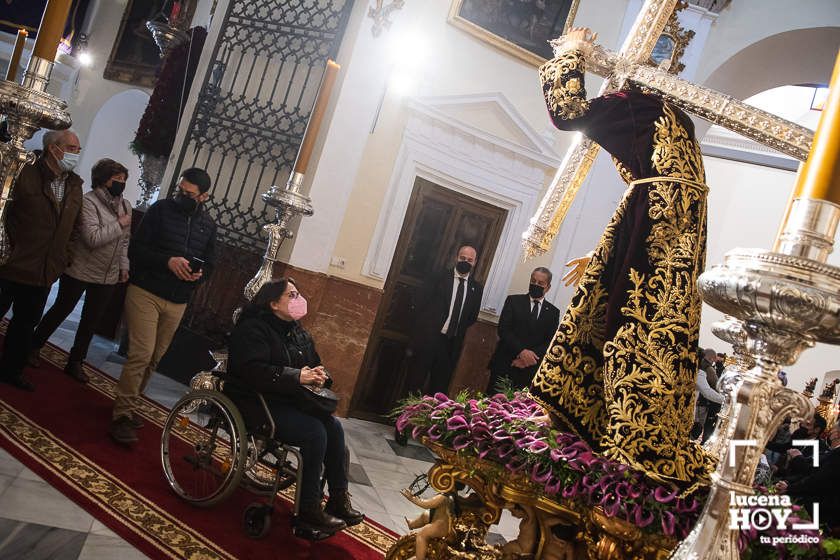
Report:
400,487,454,560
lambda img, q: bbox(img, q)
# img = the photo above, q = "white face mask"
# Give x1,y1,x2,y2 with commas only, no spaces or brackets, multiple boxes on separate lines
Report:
56,150,80,173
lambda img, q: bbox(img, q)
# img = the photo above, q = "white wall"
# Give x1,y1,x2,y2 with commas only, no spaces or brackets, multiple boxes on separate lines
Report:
696,0,840,87
76,89,150,202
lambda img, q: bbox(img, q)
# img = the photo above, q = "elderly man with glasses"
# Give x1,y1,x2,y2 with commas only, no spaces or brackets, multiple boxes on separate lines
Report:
0,129,84,391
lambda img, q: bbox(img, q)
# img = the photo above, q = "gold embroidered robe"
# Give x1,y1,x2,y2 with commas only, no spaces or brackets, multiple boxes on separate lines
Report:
530,47,713,489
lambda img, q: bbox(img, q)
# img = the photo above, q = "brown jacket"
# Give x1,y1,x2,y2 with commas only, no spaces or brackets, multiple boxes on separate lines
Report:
0,157,83,286
65,188,131,285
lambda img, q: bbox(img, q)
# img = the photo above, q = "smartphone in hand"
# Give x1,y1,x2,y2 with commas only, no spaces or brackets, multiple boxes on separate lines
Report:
188,257,205,273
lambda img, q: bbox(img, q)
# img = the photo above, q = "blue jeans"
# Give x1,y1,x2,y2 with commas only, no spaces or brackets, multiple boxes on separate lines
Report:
268,403,347,507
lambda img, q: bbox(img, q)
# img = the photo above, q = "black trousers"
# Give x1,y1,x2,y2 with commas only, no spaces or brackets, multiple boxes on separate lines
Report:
426,333,463,396
33,274,116,363
702,403,722,443
267,403,347,508
0,279,50,379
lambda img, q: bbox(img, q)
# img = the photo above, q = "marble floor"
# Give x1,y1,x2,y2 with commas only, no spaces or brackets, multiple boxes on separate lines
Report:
0,287,521,559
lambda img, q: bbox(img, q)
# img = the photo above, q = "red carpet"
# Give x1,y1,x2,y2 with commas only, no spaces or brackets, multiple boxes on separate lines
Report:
0,338,397,559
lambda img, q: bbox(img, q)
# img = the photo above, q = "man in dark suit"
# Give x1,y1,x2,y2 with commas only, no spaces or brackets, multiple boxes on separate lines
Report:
486,267,560,393
407,245,484,396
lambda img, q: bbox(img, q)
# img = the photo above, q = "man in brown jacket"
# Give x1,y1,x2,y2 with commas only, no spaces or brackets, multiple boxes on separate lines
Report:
0,129,84,391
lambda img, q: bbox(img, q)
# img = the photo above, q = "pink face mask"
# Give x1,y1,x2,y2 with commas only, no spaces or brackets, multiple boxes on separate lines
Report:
287,295,308,320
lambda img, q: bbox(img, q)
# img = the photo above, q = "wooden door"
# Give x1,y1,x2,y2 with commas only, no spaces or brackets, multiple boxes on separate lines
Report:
349,178,507,421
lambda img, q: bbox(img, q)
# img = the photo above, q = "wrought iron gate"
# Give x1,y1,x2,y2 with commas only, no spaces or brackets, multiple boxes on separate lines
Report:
171,0,354,251
166,0,355,341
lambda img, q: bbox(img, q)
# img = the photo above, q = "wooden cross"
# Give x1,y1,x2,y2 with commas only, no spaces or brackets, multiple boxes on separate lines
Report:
524,0,815,257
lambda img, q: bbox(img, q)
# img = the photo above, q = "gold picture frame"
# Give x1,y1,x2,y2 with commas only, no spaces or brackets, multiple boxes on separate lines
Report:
448,0,580,66
104,0,197,87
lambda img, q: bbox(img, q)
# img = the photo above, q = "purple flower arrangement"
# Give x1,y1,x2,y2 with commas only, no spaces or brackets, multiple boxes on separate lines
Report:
396,391,704,539
395,391,835,558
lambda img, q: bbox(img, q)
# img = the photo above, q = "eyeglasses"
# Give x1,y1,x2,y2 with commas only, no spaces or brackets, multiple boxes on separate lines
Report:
178,188,201,200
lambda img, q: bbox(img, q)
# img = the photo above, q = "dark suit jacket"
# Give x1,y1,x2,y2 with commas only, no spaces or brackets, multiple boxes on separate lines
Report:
488,294,560,378
786,446,840,526
410,269,483,357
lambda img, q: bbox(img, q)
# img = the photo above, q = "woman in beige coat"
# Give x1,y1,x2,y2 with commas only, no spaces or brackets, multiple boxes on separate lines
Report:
30,159,132,382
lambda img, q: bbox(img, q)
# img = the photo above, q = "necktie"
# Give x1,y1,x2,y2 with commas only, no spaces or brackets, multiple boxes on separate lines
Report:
446,278,465,338
530,300,539,324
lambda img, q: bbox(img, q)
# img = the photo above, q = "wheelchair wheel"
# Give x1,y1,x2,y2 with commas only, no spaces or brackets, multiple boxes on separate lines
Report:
243,502,272,539
161,390,247,507
243,445,297,495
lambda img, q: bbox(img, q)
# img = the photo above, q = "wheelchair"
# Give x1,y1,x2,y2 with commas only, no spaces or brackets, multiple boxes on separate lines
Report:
160,351,336,541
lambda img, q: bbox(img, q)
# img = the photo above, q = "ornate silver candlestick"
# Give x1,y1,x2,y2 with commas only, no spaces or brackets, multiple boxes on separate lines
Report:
242,172,314,301
670,197,840,559
0,55,72,264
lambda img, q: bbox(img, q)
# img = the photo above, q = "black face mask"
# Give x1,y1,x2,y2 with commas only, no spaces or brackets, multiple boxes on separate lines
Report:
175,192,199,214
455,260,472,274
528,283,545,299
107,181,125,197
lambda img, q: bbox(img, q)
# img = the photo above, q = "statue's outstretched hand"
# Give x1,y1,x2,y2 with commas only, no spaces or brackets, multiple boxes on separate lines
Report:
401,488,418,504
562,253,592,287
565,26,597,44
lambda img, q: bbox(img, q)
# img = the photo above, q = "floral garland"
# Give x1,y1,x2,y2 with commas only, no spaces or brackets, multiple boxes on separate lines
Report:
130,27,207,158
395,391,835,558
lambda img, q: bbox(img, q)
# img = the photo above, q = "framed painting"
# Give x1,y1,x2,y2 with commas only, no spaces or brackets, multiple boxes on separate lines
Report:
104,0,196,87
448,0,580,66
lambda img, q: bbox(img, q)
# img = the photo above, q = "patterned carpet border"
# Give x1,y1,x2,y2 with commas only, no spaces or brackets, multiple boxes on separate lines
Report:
0,336,397,558
0,398,236,560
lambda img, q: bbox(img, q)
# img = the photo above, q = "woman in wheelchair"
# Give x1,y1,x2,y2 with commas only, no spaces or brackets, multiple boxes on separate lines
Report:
227,278,363,534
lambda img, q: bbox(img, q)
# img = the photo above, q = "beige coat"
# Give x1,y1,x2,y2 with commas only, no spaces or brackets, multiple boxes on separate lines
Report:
65,188,131,285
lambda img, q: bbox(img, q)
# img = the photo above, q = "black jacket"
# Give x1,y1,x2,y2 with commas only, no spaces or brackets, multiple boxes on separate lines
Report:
410,269,483,354
488,294,560,377
226,309,321,425
786,446,840,527
128,198,216,304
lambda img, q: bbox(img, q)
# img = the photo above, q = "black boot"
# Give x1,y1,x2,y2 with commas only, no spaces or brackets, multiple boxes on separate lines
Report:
64,361,89,383
324,489,364,526
298,503,346,533
27,346,41,368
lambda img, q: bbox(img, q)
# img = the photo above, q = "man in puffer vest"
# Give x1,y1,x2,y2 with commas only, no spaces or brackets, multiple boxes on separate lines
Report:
109,167,216,445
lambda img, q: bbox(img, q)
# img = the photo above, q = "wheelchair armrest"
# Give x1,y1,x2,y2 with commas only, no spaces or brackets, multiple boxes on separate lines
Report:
255,393,275,440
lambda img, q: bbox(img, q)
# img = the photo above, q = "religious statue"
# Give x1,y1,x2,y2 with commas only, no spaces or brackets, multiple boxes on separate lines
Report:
819,378,839,400
500,503,538,559
803,377,817,397
529,26,713,491
400,488,455,560
391,486,502,560
500,502,577,559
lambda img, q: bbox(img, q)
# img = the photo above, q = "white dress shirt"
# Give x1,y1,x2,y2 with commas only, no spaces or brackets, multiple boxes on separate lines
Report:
441,269,469,334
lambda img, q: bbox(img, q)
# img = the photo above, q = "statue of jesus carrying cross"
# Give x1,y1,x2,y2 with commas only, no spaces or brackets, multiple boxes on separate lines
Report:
527,3,814,492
